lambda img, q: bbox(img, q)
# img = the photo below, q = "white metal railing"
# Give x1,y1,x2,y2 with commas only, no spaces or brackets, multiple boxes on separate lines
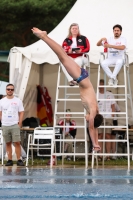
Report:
92,53,132,169
54,54,90,168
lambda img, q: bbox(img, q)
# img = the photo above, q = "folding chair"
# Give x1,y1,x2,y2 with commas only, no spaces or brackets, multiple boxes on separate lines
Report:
0,130,4,165
26,127,55,167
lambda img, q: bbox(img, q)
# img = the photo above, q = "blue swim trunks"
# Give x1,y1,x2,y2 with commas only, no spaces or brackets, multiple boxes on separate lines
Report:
74,68,89,83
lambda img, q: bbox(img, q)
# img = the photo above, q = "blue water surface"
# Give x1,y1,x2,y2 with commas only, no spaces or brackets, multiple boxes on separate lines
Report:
0,167,133,200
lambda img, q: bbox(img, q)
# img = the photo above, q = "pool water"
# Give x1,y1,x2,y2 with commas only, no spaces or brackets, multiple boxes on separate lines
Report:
0,167,133,200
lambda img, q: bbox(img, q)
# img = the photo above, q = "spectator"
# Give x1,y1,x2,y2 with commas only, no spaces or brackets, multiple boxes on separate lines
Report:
97,24,127,86
58,109,77,161
62,23,90,86
0,84,25,166
0,94,26,161
98,79,115,161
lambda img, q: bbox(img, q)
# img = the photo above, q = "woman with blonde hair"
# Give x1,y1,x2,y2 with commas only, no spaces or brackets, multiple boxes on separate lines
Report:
61,23,90,86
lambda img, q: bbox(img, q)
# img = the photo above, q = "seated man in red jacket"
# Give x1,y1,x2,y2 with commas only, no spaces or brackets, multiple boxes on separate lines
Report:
58,109,77,161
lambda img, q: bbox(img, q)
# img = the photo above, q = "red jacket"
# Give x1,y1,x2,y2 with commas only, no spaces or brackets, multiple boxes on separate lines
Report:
62,35,90,58
58,119,77,138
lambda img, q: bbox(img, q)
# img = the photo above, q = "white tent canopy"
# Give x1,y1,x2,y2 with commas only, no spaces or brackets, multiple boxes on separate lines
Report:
8,0,133,123
9,0,133,65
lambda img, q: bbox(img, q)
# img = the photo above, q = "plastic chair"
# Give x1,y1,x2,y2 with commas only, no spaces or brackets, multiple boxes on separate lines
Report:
26,127,55,168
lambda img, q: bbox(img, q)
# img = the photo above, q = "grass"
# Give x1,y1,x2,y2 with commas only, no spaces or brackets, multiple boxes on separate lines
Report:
1,157,133,167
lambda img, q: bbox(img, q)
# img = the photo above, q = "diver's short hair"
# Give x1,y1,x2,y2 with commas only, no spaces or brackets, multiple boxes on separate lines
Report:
94,114,103,128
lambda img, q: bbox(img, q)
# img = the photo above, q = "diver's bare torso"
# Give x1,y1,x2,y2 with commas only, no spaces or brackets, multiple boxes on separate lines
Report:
79,77,98,120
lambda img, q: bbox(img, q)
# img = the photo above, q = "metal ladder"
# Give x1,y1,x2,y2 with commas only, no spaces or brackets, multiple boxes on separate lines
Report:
92,53,133,169
53,54,90,168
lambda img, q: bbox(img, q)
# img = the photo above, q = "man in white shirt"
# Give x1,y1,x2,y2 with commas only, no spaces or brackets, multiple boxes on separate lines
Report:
0,84,24,166
97,24,127,86
98,79,115,160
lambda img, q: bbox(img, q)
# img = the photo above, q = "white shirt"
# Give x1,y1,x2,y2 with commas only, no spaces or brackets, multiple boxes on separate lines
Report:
65,122,70,133
114,103,120,120
71,38,77,48
0,96,24,126
98,91,115,118
107,36,127,58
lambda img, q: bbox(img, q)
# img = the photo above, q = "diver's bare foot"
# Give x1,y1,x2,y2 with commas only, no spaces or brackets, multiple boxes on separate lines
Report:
92,145,101,152
31,27,47,39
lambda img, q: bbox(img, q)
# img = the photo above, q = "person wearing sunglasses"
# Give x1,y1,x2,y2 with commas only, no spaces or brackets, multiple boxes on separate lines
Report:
31,27,103,152
0,84,25,166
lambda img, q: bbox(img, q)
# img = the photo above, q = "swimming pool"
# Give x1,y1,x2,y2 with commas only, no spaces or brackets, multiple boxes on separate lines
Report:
0,167,133,200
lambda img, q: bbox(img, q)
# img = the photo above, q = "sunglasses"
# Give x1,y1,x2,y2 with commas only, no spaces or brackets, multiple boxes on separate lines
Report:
6,88,14,91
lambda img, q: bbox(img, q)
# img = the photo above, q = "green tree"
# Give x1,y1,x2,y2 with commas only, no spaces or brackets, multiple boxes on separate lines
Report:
0,0,76,49
0,62,9,82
